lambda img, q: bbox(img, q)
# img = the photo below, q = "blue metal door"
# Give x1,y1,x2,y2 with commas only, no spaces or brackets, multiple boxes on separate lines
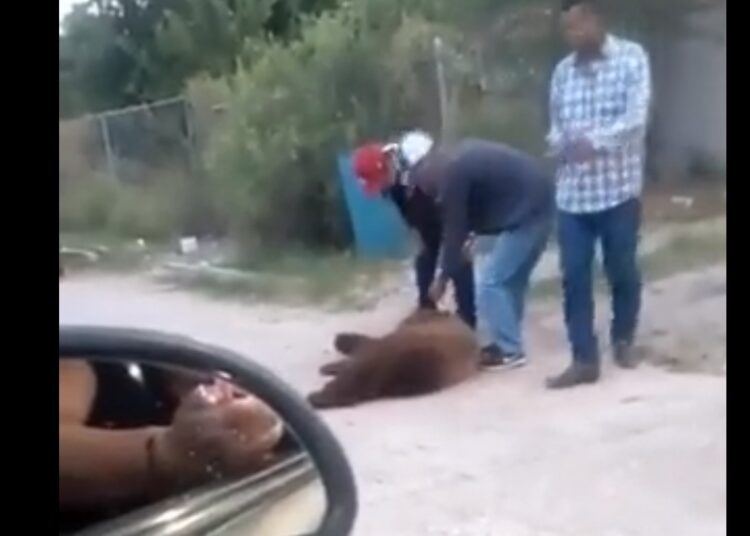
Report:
336,152,409,259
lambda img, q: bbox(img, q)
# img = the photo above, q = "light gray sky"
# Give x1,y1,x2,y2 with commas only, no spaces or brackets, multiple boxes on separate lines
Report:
59,0,82,25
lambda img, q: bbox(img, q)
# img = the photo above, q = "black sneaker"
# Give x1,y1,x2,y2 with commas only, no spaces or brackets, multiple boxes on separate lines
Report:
480,345,527,370
613,341,640,369
545,362,600,389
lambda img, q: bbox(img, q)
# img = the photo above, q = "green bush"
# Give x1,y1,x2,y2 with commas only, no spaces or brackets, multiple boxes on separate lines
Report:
206,0,557,256
60,177,119,232
59,175,183,241
454,96,546,155
109,180,182,241
207,1,460,255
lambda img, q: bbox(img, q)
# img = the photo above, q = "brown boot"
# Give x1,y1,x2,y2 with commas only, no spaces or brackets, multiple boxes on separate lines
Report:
613,341,641,369
546,361,600,389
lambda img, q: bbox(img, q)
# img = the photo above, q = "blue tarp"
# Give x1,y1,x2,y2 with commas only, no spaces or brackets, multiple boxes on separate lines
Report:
336,152,410,259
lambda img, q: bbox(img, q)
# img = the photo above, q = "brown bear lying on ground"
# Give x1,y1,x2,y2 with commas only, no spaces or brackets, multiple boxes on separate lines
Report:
307,308,480,409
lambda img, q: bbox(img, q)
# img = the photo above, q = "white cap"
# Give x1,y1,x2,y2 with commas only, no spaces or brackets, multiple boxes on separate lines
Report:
398,130,434,168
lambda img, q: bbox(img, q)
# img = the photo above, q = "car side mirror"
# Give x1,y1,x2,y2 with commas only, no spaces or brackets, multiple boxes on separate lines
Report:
59,325,358,536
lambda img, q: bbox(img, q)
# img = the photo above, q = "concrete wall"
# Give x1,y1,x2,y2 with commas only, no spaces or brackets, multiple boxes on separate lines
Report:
650,5,726,179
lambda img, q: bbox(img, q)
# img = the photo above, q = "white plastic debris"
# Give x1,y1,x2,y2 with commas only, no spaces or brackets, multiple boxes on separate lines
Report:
670,196,694,209
179,236,199,255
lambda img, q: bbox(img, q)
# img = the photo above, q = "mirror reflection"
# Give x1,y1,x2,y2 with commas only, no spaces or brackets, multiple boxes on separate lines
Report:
59,357,325,536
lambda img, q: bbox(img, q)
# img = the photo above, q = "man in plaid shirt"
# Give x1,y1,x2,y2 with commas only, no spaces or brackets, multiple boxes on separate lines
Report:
546,0,652,388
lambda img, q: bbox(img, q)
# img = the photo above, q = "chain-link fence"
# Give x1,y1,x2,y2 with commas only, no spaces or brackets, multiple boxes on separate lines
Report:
59,96,196,187
59,96,226,239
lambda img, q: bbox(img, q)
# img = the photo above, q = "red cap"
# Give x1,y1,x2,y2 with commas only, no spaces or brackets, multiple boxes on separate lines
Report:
352,143,389,195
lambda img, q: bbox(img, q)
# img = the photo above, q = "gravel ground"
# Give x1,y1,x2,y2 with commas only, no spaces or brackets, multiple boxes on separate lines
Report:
60,264,726,536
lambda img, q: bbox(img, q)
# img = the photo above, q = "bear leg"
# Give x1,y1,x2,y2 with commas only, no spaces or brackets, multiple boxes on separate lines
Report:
334,333,375,355
307,367,371,409
307,385,358,409
319,358,349,376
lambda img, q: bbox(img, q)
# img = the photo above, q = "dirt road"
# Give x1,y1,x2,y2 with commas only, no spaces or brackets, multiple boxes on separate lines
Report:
59,265,726,536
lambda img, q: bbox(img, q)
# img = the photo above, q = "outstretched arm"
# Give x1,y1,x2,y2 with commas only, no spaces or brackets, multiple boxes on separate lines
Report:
59,361,168,509
59,362,284,511
438,170,471,282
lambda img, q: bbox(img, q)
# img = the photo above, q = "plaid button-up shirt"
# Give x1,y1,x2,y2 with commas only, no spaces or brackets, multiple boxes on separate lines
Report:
547,35,652,214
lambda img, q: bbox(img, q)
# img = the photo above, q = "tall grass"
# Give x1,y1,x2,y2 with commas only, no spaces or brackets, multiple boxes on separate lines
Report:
59,173,184,241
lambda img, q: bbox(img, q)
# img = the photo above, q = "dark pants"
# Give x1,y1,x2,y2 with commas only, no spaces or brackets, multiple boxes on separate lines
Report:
415,235,476,329
558,198,642,363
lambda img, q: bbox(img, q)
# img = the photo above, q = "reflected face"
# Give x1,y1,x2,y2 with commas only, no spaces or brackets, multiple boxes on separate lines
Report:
163,367,215,400
561,4,604,54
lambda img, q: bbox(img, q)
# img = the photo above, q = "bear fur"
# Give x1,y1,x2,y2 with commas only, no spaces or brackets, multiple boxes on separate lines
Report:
307,308,480,409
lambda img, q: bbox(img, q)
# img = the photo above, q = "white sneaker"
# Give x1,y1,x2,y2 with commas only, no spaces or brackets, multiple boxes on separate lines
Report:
480,347,527,370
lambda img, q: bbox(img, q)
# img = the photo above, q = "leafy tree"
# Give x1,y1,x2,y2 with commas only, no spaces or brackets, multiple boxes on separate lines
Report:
59,0,341,117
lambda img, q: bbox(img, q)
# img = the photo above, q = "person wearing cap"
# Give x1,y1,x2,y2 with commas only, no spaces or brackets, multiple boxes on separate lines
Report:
411,138,554,369
351,131,476,329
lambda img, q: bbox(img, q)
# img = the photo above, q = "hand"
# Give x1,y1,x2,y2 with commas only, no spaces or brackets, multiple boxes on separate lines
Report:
413,231,425,252
568,138,597,163
428,277,448,305
461,236,476,262
164,369,215,401
155,381,284,485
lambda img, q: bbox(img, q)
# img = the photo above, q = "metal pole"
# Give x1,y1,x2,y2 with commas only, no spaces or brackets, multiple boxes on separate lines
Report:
183,99,197,171
433,36,450,141
95,95,186,120
99,115,117,181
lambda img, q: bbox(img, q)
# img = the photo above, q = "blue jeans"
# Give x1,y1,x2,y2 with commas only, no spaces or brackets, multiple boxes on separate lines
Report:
415,236,476,329
476,217,551,355
558,198,642,363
